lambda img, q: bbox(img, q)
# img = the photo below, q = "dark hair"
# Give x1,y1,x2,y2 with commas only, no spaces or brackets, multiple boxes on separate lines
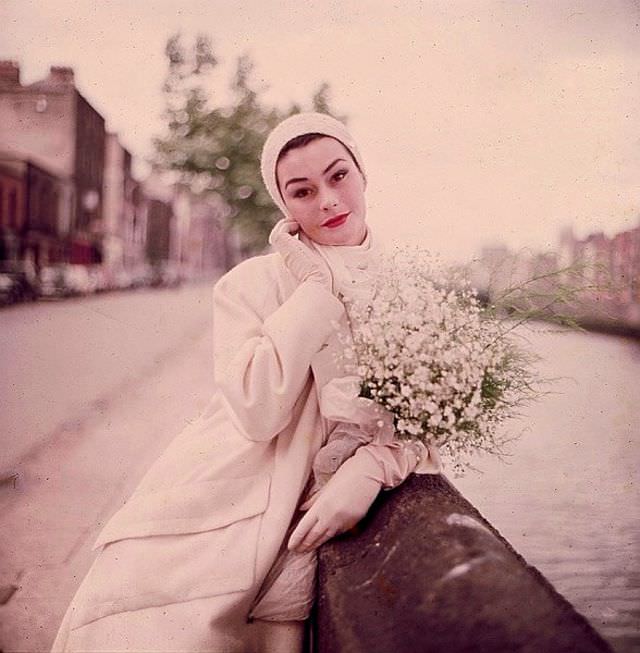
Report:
277,132,327,162
275,132,363,200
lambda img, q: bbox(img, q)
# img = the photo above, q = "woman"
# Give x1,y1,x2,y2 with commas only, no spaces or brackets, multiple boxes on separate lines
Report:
50,112,440,653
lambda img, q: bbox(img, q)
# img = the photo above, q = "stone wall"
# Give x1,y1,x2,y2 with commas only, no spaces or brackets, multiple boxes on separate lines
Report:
311,473,613,653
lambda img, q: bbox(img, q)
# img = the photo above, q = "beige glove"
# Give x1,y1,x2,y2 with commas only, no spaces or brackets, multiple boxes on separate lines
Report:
269,218,333,289
287,445,384,554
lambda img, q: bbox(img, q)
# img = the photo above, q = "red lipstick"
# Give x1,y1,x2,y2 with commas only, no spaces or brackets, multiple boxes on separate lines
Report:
322,212,350,228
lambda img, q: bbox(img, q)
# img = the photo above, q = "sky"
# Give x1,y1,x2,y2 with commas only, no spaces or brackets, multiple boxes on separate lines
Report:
2,0,639,263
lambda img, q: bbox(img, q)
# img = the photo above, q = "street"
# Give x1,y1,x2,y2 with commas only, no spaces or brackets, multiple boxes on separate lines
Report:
1,283,216,471
0,283,217,651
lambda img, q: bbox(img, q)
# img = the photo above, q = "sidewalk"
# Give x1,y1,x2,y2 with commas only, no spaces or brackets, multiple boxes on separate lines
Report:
0,320,214,652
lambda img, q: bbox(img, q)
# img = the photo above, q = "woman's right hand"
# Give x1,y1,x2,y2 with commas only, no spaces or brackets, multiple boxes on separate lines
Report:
269,218,333,290
287,447,383,553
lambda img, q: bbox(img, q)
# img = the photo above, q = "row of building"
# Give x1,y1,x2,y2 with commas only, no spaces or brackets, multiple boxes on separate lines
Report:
473,220,640,328
0,61,238,281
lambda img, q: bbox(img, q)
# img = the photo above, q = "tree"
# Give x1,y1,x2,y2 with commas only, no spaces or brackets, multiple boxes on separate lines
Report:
151,33,346,257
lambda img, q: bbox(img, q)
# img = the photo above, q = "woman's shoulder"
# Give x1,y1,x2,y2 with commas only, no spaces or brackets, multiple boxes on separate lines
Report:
213,252,289,304
215,252,281,286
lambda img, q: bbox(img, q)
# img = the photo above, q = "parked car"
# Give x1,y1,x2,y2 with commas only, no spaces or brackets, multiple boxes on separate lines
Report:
163,264,183,288
114,269,133,291
0,264,40,306
150,263,183,288
39,264,94,299
65,265,93,296
39,265,72,299
87,265,108,293
130,264,153,289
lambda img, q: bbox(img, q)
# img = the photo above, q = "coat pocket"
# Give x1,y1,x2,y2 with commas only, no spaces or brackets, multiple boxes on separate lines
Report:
70,472,271,631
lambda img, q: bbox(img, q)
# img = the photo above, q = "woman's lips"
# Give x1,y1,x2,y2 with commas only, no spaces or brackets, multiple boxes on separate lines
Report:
322,212,350,228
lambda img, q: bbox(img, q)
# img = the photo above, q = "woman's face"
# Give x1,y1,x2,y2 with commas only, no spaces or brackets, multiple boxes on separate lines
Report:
276,136,367,246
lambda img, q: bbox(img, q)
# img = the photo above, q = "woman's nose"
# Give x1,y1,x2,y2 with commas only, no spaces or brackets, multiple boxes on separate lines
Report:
320,188,339,211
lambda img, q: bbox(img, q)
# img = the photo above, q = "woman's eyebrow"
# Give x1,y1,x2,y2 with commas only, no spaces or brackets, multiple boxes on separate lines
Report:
284,158,347,189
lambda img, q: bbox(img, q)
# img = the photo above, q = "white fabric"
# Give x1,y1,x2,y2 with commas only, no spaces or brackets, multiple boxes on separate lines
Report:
299,224,379,304
268,218,333,289
51,256,346,650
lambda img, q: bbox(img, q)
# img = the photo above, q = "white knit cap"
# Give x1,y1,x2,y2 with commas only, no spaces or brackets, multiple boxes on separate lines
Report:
260,112,367,218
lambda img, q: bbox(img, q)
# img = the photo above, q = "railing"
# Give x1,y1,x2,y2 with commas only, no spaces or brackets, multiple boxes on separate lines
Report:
309,473,613,653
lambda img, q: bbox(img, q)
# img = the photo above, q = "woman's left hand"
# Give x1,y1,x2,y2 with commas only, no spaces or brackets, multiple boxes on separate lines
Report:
269,218,334,290
299,491,320,511
268,217,300,244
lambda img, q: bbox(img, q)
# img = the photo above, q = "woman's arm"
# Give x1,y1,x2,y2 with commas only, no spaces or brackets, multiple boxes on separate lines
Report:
212,261,345,443
343,438,425,490
288,437,427,553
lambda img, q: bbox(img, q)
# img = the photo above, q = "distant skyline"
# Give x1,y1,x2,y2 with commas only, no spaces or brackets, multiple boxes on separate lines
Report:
2,0,639,263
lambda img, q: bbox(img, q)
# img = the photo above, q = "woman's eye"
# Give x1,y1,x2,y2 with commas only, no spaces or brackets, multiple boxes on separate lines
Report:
293,188,310,199
333,169,348,182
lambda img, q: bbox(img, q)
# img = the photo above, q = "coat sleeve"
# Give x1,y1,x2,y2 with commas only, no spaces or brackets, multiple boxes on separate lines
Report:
212,264,345,443
335,437,430,490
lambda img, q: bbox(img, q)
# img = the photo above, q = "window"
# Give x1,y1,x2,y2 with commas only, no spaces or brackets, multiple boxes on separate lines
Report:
40,186,49,229
9,188,17,228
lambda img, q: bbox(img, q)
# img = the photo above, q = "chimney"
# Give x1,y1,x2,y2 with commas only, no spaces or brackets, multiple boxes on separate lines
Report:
48,66,75,85
0,60,21,87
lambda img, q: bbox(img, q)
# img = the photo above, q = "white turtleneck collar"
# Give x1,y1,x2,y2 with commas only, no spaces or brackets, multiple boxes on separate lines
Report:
300,225,382,303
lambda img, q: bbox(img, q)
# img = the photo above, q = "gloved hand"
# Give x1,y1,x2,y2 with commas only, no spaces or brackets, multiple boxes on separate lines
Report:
311,422,372,487
269,218,333,290
287,446,384,554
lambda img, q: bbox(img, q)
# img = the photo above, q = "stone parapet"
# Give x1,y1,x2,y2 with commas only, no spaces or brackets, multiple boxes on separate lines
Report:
311,473,612,653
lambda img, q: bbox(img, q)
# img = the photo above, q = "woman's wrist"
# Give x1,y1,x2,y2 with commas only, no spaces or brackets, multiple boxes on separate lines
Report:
297,278,341,307
301,277,332,293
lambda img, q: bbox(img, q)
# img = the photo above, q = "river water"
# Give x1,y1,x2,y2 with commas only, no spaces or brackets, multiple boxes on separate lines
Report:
452,325,639,653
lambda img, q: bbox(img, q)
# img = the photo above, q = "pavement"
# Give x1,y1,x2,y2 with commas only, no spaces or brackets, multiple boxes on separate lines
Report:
0,284,217,652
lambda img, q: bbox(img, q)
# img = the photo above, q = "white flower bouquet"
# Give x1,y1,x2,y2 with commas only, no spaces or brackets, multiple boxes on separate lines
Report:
337,248,543,476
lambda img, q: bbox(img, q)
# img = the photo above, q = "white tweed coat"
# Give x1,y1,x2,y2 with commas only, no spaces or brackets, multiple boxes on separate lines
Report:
50,251,417,652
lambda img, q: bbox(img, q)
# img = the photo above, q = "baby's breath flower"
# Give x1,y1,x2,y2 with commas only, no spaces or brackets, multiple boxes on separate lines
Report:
338,246,543,476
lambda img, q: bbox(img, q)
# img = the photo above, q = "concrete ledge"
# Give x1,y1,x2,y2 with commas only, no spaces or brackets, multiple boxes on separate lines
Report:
574,317,640,340
311,473,613,653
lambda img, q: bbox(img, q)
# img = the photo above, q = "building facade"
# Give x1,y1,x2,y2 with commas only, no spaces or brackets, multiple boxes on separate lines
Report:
0,154,74,269
0,157,26,264
0,61,105,265
1,59,236,287
102,132,144,272
474,218,640,328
